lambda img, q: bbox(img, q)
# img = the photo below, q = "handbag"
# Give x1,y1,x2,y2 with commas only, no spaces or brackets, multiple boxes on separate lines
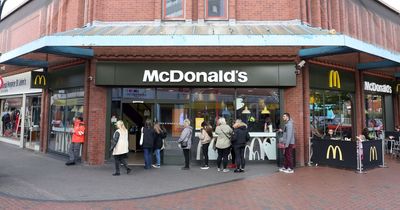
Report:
181,140,188,148
212,139,217,151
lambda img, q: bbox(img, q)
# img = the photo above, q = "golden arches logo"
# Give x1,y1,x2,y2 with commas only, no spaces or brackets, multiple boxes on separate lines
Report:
329,70,341,89
396,84,400,93
34,75,46,86
326,145,343,160
369,146,378,161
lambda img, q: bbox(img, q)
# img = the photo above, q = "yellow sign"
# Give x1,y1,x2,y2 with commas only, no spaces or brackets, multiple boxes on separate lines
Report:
195,118,204,130
329,70,341,89
31,71,47,88
369,146,378,161
34,75,46,86
326,145,343,160
396,84,400,93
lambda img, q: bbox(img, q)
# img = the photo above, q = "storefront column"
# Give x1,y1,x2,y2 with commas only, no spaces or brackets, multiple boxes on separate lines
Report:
284,68,305,166
19,94,26,148
85,59,108,165
303,65,311,164
355,70,363,136
394,94,399,127
40,89,49,153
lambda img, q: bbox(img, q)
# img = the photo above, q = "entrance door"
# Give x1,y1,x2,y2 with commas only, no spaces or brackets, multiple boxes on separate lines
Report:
122,102,154,165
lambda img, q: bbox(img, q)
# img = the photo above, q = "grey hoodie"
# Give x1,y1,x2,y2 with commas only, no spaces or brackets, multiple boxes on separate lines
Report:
282,119,295,147
215,124,233,149
178,126,193,149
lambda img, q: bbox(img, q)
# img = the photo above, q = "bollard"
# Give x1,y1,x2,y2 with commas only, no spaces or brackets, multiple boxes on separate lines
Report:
356,140,366,174
379,131,387,168
307,137,313,166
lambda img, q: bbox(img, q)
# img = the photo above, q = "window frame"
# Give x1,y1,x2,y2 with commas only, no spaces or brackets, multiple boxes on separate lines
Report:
163,0,185,20
205,0,228,20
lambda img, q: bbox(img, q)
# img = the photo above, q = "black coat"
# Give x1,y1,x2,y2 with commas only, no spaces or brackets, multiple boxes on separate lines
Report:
142,127,155,149
232,126,250,147
154,131,167,149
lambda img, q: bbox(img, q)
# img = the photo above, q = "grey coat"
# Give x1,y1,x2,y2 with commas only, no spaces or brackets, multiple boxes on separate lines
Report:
282,119,295,147
178,126,193,149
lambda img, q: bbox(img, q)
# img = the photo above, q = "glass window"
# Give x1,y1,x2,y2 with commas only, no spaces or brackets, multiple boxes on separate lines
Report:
236,88,280,132
157,88,190,100
1,98,22,140
310,90,353,139
163,0,184,19
48,88,84,154
365,94,384,134
24,95,41,150
192,88,235,129
206,0,228,19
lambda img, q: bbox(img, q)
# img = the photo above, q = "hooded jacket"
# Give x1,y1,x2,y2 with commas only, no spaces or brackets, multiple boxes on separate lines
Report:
215,124,233,149
232,125,250,147
282,119,295,147
178,126,193,149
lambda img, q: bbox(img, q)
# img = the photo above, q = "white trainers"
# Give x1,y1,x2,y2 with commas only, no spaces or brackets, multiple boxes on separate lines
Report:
284,169,294,174
200,166,209,170
278,167,286,172
222,169,230,173
217,168,221,172
152,164,160,168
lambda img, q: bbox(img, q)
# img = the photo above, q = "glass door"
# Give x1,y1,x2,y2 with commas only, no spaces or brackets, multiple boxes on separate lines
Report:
24,95,41,150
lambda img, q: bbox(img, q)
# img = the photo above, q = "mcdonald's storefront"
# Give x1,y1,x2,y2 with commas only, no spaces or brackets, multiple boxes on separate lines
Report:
309,65,355,139
0,71,42,151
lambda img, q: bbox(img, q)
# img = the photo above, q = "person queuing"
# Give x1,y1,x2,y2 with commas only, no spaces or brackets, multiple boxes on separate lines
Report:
231,119,250,173
214,117,233,173
153,122,167,168
66,116,85,166
177,119,193,170
199,121,213,170
278,113,295,174
110,120,131,176
140,119,155,169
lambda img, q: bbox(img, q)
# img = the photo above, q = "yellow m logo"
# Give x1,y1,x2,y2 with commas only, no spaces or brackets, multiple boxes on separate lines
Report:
369,146,378,161
396,84,400,93
329,70,341,89
326,145,343,160
34,75,46,86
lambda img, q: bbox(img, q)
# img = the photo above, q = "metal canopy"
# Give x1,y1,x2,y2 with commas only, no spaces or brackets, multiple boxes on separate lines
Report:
299,46,355,59
357,60,400,71
3,57,48,68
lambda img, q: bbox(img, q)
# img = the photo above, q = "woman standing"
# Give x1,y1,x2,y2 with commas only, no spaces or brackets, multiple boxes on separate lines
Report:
110,120,131,176
153,122,167,168
199,121,213,169
215,117,233,172
232,119,250,173
177,119,193,170
141,119,155,169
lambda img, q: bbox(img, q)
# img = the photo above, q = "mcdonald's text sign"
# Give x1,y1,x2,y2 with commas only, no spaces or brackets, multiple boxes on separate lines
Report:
31,71,47,88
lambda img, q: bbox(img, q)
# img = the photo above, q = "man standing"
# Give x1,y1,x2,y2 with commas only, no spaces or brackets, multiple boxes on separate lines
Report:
278,113,295,173
66,116,85,165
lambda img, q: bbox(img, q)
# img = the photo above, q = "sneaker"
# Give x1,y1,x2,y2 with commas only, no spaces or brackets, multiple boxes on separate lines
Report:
284,169,294,174
65,161,75,166
234,169,241,173
222,169,230,173
126,168,132,174
278,167,286,172
152,164,160,168
217,168,221,172
239,168,245,173
200,166,209,170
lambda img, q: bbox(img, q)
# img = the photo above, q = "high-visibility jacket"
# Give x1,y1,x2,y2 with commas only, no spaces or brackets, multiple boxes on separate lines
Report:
72,121,85,143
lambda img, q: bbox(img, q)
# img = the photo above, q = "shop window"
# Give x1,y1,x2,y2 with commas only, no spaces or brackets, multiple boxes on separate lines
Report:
23,95,41,150
48,88,84,154
236,88,280,132
365,94,384,137
205,0,228,19
1,98,22,139
310,90,353,139
163,0,184,20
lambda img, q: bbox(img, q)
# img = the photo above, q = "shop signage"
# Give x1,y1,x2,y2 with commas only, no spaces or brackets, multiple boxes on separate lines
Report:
96,62,297,87
328,70,341,89
0,72,42,96
369,146,378,161
143,70,248,83
396,84,400,93
326,145,343,160
31,71,47,88
364,81,392,94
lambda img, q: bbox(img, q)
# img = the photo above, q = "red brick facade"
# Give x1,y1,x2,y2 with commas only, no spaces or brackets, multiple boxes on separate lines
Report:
1,0,399,166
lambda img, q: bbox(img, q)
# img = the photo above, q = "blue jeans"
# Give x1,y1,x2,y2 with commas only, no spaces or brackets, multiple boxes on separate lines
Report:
143,148,152,169
154,149,161,166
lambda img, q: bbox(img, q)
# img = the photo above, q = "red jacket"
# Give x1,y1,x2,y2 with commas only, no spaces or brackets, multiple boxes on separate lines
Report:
72,121,85,143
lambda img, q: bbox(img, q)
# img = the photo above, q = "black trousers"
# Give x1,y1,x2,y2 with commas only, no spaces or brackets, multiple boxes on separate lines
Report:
234,146,246,169
114,154,129,173
201,143,210,166
183,149,190,168
217,148,230,169
230,146,236,164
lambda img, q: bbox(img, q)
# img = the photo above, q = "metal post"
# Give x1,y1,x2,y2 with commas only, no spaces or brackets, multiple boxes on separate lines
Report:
379,131,387,168
356,140,366,174
308,137,312,166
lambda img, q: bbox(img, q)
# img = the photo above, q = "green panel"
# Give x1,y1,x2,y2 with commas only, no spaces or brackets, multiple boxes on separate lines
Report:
309,65,355,92
96,63,116,85
96,62,296,87
49,65,85,89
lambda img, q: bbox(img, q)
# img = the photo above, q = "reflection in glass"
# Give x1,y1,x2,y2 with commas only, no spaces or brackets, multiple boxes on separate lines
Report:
207,0,226,17
1,98,22,140
165,0,183,18
365,94,384,134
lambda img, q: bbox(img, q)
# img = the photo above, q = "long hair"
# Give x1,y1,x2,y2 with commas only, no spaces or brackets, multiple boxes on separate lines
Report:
218,117,226,125
116,120,127,133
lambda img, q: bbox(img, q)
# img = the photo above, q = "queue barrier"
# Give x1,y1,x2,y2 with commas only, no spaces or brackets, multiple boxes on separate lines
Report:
311,138,384,171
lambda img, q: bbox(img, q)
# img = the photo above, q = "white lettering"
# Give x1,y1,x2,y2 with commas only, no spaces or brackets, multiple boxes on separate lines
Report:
208,71,218,82
159,72,169,82
364,81,392,94
141,70,249,83
196,72,208,82
238,72,248,83
224,70,235,82
143,70,159,82
170,70,183,82
184,72,196,82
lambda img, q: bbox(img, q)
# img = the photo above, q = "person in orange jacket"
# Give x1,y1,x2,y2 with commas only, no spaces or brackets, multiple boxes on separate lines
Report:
66,116,85,166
